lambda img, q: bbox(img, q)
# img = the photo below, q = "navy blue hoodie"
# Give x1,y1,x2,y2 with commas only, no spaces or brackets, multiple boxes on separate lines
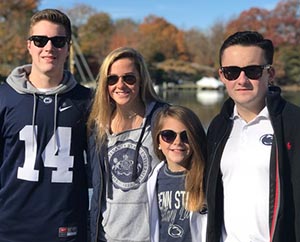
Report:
0,64,91,242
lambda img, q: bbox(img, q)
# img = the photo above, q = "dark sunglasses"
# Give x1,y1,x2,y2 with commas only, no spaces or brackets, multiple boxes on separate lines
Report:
160,130,189,144
28,35,68,48
221,65,271,81
107,74,137,86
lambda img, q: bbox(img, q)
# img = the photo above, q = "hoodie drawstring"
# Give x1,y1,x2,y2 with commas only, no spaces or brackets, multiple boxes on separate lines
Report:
31,93,59,155
54,93,59,154
32,93,37,152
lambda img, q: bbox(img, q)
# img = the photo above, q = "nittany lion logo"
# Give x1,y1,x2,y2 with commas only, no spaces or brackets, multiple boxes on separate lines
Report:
108,140,151,191
260,134,273,146
168,224,184,238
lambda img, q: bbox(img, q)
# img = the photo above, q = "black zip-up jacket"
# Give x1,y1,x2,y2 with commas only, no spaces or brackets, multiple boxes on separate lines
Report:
205,86,300,242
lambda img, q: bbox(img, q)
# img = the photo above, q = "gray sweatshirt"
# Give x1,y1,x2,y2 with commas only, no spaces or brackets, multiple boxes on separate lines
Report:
89,101,163,242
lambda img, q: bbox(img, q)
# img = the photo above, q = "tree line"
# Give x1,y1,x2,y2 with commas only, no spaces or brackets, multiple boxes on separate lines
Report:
1,0,300,85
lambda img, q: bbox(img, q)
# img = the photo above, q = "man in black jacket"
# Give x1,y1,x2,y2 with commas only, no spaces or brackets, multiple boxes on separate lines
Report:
206,31,300,242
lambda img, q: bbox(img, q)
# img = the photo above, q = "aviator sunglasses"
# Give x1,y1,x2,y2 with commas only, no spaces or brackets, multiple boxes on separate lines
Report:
221,65,271,81
28,35,68,48
160,130,189,144
107,74,137,86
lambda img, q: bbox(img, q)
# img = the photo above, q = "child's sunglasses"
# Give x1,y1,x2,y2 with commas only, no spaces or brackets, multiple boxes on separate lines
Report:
107,74,137,86
159,130,189,144
28,35,68,48
221,64,271,81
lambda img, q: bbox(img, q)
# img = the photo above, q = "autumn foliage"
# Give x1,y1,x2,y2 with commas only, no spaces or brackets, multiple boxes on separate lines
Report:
0,0,38,78
1,0,300,84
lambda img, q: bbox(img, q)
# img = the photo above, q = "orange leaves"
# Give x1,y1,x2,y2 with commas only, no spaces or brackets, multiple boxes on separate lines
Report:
226,1,300,47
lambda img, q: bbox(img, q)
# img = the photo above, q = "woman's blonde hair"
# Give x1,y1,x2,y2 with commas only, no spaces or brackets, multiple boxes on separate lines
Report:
151,105,207,211
87,47,161,144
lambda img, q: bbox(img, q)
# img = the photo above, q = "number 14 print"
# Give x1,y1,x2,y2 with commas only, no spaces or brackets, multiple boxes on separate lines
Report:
17,125,74,183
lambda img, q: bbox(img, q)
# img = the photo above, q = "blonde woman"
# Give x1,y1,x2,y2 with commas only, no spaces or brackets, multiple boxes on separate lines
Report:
88,47,167,242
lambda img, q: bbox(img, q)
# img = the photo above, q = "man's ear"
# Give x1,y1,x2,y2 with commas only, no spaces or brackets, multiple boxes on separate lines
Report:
218,68,226,84
268,67,276,85
27,40,33,54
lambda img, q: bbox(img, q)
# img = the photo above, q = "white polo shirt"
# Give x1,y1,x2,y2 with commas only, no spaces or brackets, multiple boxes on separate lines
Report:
221,105,273,242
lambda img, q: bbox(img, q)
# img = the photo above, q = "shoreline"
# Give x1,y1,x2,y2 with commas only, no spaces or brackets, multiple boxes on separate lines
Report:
156,83,300,92
280,85,300,92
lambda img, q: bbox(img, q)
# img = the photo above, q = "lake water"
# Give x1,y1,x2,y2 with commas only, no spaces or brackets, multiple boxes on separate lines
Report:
157,89,300,130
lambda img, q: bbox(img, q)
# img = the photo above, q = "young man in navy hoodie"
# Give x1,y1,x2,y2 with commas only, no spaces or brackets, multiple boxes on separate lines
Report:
0,9,91,242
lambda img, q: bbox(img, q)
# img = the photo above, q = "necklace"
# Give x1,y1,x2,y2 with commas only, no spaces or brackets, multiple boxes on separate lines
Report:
111,113,142,134
127,113,138,119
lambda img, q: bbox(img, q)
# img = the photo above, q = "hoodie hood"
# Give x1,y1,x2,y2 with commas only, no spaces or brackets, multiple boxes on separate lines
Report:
6,64,77,95
6,64,79,154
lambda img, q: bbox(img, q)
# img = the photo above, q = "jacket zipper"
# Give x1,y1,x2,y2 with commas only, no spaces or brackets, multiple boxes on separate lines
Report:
269,131,280,241
267,98,280,242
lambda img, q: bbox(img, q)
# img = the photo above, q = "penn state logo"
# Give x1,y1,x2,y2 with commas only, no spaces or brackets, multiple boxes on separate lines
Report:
108,139,151,191
168,224,184,238
260,134,273,146
39,96,53,104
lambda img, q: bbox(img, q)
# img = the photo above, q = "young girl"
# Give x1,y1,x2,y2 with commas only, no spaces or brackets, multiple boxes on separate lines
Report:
148,105,207,242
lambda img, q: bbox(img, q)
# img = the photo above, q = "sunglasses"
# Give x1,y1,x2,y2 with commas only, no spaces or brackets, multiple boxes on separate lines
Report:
160,130,189,144
28,35,68,48
107,74,137,86
221,65,271,81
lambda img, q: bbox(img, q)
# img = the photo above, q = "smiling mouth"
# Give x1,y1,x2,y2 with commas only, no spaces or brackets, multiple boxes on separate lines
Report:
43,57,56,62
115,91,130,95
170,148,186,152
